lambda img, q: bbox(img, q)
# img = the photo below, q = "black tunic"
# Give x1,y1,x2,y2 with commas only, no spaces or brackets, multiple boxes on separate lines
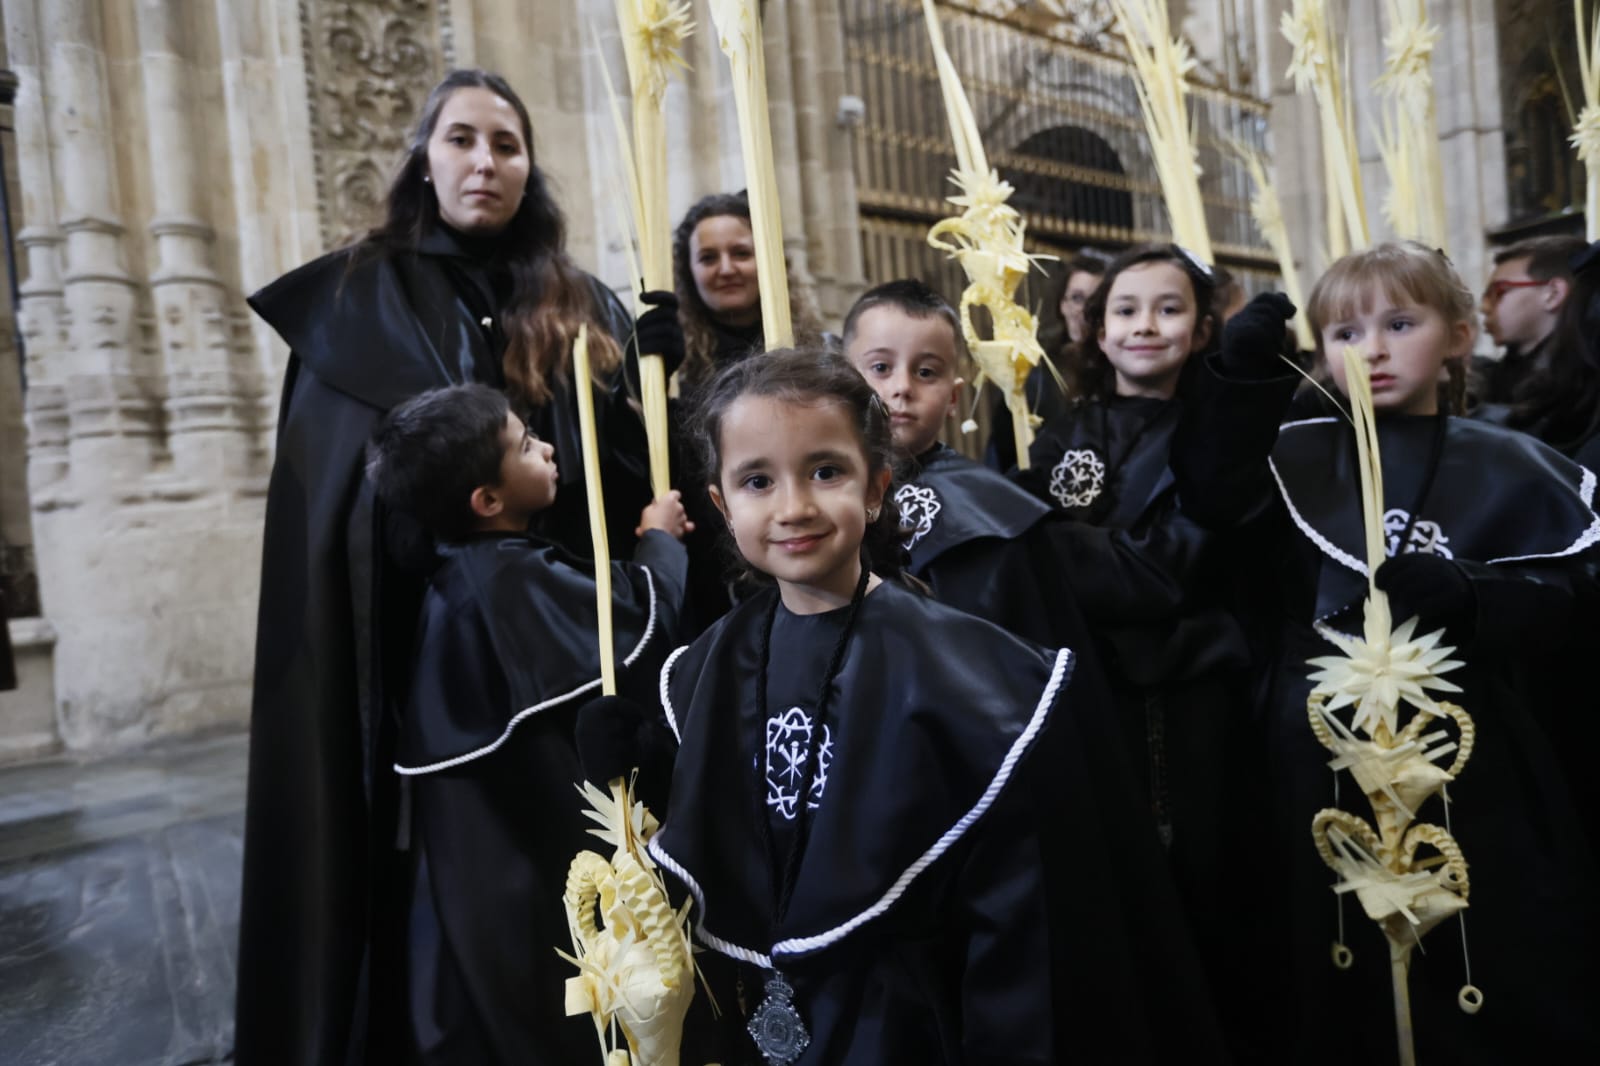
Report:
1174,360,1600,1064
650,582,1228,1066
1011,396,1259,1055
399,529,685,1066
237,229,645,1066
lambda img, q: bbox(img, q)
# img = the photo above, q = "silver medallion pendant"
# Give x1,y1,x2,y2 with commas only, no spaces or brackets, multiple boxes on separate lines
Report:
748,970,810,1065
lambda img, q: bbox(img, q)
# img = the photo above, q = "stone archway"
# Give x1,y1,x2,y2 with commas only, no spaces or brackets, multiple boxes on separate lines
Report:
1002,124,1135,234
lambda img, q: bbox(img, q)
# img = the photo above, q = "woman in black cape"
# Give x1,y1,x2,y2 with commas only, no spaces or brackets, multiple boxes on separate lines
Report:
236,69,676,1066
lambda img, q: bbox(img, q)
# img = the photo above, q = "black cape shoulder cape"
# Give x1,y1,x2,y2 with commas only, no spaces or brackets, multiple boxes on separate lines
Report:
650,583,1230,1065
1018,395,1178,525
398,529,686,773
1270,415,1600,624
397,529,685,1065
897,444,1050,567
650,582,1067,965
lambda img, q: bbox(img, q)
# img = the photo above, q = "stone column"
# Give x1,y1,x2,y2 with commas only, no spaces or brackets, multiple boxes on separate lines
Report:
788,0,865,320
4,0,69,501
758,0,817,297
1431,0,1507,296
136,0,255,489
44,0,155,497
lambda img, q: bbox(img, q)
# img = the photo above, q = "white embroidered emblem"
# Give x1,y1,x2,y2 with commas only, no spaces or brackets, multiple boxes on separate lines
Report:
764,706,833,821
1382,508,1454,559
1049,448,1107,509
895,483,942,549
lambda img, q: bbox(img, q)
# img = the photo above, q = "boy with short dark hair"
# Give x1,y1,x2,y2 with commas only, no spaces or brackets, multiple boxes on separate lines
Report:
842,279,1095,651
364,382,690,1066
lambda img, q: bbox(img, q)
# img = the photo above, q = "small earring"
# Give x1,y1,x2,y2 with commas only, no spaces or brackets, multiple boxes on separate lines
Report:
867,507,880,521
423,174,431,184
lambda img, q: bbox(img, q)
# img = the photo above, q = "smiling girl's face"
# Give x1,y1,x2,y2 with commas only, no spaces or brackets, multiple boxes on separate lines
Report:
708,394,891,614
1098,261,1211,399
1321,287,1473,415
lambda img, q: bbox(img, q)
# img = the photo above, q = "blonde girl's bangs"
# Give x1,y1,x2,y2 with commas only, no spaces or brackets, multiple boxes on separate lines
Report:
1307,242,1475,350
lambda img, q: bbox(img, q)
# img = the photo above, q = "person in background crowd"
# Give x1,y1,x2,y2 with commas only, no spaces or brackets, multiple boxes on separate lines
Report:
1479,235,1584,407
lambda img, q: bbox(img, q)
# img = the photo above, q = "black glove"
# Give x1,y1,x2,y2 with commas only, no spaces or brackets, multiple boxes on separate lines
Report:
575,694,678,815
635,290,686,379
1217,291,1297,377
1374,553,1476,638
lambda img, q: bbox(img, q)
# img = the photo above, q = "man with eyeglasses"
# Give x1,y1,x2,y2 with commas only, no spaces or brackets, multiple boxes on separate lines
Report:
1480,235,1585,405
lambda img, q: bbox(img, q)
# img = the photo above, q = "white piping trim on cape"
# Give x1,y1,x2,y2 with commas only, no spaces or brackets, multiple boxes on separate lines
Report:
1484,513,1600,564
647,835,775,969
658,644,689,743
1268,455,1368,576
1276,419,1600,573
651,646,1073,965
773,645,1072,957
393,568,659,776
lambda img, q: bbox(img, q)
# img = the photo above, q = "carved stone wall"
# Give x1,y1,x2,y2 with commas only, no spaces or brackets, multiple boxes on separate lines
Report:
304,0,452,247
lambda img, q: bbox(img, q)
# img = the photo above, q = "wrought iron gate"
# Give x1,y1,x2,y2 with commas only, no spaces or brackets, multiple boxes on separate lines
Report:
843,0,1280,307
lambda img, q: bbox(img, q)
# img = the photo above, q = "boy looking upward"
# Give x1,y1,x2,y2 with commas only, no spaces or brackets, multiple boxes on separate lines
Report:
365,383,689,1066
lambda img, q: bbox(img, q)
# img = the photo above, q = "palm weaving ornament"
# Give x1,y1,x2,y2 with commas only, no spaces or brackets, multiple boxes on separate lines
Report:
561,779,697,1066
1107,0,1212,261
1282,0,1368,256
600,0,694,494
559,327,698,1066
708,0,793,350
1372,0,1446,248
919,0,1054,470
1574,0,1600,240
1304,349,1481,1066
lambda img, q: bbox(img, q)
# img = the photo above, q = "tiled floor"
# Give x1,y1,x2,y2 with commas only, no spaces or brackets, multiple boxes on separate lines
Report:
0,733,246,1065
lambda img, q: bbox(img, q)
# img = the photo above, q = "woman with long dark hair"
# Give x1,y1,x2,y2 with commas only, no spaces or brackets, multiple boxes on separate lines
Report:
237,69,679,1066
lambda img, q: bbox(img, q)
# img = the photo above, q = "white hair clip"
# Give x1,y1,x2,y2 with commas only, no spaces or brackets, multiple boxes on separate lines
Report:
1174,244,1215,280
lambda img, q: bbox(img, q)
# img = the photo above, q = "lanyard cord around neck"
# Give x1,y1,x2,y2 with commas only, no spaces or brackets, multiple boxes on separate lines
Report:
1359,410,1448,556
752,564,872,928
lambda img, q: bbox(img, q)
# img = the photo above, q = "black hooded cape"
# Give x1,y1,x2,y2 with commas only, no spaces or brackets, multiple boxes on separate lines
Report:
1011,395,1261,1057
648,581,1228,1066
237,232,644,1066
399,528,685,1065
1174,361,1600,1064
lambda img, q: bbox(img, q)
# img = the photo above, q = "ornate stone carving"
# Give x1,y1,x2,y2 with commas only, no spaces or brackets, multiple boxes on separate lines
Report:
302,0,452,248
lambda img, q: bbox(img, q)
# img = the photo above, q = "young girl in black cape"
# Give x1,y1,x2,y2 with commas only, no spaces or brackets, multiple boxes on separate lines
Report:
1175,242,1600,1064
640,346,1226,1066
1009,245,1261,1054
